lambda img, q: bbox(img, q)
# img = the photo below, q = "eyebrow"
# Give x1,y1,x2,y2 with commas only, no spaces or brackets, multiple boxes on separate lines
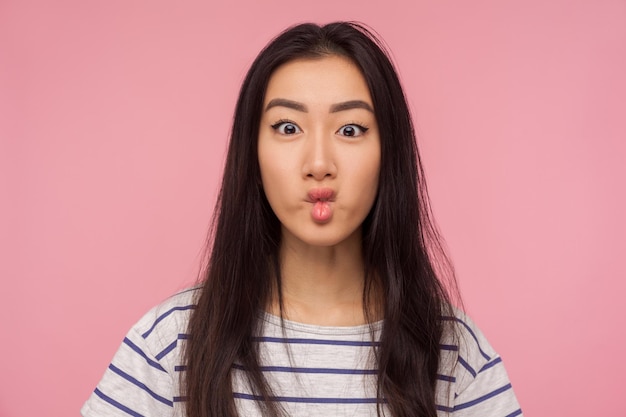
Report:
264,98,374,113
265,98,307,112
330,100,374,113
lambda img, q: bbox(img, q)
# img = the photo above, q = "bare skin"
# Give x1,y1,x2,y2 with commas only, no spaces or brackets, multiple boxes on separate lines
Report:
258,56,381,326
272,227,368,326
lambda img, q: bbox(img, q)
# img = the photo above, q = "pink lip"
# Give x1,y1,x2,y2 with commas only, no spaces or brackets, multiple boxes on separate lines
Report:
306,187,335,202
306,188,335,223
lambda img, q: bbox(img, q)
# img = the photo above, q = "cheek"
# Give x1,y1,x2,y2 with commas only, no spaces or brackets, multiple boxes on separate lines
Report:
347,149,381,194
258,137,294,180
258,154,296,208
260,157,290,186
258,139,278,192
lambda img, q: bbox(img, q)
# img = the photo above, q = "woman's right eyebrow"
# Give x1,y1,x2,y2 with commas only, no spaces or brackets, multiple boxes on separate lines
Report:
265,98,307,112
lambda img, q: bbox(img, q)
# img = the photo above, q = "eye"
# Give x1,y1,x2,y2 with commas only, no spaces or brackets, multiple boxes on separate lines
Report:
271,121,302,135
337,124,369,137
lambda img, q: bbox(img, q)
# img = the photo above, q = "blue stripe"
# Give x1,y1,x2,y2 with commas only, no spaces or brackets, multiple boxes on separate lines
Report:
436,404,454,413
458,356,477,377
479,356,502,373
441,316,491,361
234,392,383,404
436,374,456,382
175,365,187,372
108,364,173,407
142,305,196,339
253,336,379,347
123,337,166,372
256,337,456,351
156,333,188,360
453,383,513,411
94,388,144,417
232,365,456,382
232,363,377,375
174,396,188,402
440,344,459,351
505,408,523,417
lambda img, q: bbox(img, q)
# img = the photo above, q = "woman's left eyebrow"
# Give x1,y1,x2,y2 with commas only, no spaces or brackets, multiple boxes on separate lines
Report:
329,100,374,113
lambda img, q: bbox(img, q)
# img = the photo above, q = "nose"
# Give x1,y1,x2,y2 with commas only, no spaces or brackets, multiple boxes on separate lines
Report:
302,130,337,180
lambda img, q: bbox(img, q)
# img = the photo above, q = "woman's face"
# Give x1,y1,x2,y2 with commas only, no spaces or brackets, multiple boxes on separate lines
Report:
258,55,381,248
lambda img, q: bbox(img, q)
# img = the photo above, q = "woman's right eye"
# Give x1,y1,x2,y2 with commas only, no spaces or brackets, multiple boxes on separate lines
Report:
271,121,301,135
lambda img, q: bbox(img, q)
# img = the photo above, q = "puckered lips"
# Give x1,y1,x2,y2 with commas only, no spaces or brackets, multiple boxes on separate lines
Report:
306,188,335,223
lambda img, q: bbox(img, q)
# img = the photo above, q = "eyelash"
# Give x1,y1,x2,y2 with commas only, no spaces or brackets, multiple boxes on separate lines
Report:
270,120,370,137
338,123,369,137
271,119,300,135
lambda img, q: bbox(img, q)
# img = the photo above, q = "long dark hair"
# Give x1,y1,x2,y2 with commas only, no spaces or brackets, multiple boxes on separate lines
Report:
184,22,460,417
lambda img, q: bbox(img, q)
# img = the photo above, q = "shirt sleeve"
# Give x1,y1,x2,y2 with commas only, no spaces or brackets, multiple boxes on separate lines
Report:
441,313,523,417
81,325,176,417
452,354,522,416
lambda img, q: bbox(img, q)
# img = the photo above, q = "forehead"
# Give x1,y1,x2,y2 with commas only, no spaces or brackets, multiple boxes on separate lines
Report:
264,55,373,106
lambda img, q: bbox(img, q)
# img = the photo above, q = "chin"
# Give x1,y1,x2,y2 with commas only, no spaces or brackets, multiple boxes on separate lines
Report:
286,225,362,249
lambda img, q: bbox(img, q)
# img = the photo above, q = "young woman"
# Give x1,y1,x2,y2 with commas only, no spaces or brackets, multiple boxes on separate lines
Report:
82,22,522,417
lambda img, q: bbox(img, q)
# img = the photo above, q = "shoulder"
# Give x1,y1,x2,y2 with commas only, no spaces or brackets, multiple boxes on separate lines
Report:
438,308,523,416
81,287,201,417
108,286,201,371
127,286,199,370
441,308,500,377
131,286,200,342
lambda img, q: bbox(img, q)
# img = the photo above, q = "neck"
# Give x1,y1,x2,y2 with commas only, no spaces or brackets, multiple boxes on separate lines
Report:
269,228,379,326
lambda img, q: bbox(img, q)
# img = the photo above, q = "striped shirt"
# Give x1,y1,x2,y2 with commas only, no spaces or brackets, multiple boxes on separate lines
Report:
81,288,522,416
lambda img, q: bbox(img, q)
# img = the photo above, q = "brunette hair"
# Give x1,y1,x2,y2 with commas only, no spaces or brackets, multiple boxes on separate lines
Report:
184,21,460,417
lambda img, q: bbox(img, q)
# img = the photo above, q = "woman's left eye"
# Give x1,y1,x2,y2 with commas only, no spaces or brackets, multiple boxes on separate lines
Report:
337,124,368,137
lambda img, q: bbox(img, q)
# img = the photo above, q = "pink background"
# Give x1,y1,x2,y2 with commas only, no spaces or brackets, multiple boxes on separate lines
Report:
1,1,625,416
